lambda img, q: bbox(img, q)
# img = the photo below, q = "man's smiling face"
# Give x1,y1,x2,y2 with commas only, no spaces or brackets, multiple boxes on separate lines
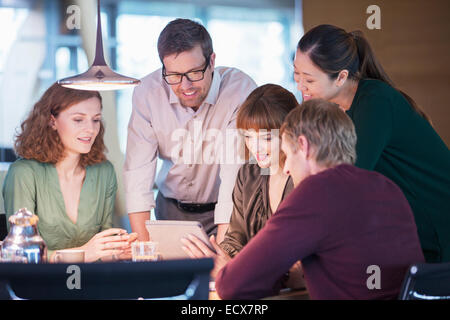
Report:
163,44,216,109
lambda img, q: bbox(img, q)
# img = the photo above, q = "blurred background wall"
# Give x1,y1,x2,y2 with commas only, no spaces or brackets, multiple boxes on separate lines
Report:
0,0,302,230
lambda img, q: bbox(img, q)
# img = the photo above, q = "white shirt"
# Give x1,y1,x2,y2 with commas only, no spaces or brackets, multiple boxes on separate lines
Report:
124,66,257,223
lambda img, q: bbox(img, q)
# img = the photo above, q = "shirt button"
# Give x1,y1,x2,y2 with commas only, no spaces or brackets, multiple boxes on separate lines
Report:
188,182,193,187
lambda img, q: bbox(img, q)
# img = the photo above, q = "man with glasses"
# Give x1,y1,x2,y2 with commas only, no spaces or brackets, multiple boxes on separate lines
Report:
124,18,257,242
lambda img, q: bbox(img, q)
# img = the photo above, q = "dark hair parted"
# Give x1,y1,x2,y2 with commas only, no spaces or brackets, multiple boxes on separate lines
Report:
14,82,106,167
298,24,431,123
157,18,213,62
237,84,299,166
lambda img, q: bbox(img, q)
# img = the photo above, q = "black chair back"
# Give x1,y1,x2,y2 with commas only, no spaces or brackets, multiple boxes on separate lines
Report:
0,258,213,300
399,262,450,300
0,214,7,240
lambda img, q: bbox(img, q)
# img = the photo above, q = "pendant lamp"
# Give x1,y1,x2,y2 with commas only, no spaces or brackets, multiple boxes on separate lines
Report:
58,0,140,91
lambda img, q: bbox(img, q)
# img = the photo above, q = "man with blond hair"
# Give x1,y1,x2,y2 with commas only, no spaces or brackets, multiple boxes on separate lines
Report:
211,99,424,299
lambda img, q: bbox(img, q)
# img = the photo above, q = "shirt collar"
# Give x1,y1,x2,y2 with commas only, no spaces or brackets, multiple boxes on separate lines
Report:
168,69,221,107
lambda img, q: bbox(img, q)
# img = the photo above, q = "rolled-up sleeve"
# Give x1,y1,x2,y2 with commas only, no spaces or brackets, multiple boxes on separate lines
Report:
214,112,244,224
219,166,247,256
213,70,256,224
123,87,159,214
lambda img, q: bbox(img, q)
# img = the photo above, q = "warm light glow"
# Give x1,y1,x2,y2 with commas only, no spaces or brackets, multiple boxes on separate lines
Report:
59,82,139,91
57,64,140,91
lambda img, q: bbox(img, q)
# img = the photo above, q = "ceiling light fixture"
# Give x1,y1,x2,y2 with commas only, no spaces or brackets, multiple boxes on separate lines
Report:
58,0,140,91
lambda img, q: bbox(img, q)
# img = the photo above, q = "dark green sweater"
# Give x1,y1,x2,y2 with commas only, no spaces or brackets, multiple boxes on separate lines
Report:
346,79,450,263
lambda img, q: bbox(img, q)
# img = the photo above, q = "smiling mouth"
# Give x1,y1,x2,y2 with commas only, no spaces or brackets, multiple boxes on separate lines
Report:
182,90,197,97
256,154,269,162
78,137,92,144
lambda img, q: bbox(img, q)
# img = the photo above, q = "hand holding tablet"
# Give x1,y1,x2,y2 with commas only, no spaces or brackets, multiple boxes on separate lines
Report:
143,220,231,278
145,220,216,260
181,234,231,279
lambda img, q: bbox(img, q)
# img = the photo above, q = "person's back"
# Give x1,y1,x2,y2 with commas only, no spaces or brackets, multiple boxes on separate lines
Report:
289,164,424,299
217,164,424,299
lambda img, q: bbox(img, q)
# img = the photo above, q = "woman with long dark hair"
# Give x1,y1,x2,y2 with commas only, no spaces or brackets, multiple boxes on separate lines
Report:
293,24,450,262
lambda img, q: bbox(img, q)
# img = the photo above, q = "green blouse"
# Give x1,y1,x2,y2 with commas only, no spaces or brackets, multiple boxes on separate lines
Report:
346,79,450,262
2,159,117,255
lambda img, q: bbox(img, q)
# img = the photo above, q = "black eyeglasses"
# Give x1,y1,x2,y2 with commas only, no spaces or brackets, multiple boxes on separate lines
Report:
162,56,210,85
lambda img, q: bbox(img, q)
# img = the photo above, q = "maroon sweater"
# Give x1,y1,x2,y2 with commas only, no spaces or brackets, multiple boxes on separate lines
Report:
216,164,424,299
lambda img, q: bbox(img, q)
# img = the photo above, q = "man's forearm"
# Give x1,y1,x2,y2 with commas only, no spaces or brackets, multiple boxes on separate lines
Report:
129,211,151,241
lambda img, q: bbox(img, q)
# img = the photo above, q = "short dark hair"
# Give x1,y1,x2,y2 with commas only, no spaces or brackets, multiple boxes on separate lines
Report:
157,18,213,62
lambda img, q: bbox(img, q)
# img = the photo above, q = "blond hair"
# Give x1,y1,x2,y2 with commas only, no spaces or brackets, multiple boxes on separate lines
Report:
280,99,357,167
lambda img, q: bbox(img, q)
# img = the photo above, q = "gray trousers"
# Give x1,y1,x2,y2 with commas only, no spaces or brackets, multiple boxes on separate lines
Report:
155,192,217,237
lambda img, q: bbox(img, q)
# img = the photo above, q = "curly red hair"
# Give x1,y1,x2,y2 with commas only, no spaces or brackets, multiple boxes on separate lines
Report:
14,82,107,167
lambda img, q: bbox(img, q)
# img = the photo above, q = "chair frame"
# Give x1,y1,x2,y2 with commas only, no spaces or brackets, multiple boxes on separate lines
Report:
399,262,450,300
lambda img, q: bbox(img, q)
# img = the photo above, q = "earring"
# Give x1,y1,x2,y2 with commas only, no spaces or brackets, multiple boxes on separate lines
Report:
49,118,56,130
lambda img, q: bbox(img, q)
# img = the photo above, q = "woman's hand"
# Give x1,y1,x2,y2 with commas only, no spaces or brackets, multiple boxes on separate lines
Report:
181,234,231,278
115,232,138,261
81,228,132,262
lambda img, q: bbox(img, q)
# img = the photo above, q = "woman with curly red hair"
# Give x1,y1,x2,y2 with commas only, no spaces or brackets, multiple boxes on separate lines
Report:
2,83,132,262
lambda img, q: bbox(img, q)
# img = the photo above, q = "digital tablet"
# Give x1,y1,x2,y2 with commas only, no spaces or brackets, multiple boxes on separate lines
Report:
145,220,216,260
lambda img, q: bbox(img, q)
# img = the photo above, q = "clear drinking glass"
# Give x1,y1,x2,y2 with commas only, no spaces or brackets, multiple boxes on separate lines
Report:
131,241,159,262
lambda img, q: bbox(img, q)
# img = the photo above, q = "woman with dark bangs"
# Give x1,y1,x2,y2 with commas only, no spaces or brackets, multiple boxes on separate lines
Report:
2,83,132,262
182,84,305,288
